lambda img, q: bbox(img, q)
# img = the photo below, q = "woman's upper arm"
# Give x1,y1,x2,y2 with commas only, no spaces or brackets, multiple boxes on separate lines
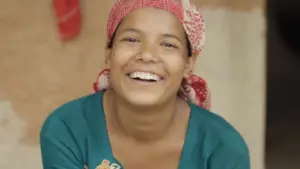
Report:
40,115,84,169
208,131,250,169
232,154,250,169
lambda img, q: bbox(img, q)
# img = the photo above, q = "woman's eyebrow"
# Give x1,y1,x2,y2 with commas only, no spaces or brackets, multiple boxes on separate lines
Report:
119,28,141,34
118,28,183,44
161,33,183,44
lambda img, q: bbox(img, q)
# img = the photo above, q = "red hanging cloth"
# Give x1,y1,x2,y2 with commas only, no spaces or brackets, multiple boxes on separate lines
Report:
53,0,81,41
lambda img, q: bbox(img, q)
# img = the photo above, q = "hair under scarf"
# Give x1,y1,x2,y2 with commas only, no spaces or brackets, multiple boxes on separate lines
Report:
93,0,211,110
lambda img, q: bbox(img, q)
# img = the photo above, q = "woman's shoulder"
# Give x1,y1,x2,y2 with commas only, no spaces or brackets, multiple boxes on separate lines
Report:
40,92,105,138
189,103,249,157
45,92,102,121
190,105,234,131
190,104,242,135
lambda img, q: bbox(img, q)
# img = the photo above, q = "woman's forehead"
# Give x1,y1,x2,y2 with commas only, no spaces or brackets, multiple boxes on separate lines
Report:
118,7,185,37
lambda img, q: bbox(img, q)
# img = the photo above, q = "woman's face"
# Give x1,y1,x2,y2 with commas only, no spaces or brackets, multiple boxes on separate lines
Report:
107,7,195,107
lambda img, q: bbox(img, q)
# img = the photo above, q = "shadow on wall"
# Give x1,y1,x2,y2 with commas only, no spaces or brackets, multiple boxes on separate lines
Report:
266,0,300,168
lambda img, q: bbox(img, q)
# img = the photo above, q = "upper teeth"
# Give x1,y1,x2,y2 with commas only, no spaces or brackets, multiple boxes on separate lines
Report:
129,72,161,81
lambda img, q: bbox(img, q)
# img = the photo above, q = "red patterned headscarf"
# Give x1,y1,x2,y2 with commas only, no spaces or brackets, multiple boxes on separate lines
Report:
93,0,211,110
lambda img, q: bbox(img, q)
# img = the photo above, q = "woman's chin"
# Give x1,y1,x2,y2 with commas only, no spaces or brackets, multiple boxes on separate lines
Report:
123,91,164,107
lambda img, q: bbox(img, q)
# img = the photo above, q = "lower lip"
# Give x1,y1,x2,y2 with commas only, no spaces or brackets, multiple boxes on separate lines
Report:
126,76,164,85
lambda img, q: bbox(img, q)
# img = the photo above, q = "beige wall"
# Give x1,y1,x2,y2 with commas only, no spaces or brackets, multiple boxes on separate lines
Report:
197,9,266,169
0,0,265,168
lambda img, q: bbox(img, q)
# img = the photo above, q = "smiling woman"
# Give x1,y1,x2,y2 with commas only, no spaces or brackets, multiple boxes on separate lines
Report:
39,0,250,169
107,7,192,107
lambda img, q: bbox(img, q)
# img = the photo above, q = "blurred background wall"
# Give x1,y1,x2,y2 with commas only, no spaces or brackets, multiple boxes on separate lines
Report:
0,0,266,168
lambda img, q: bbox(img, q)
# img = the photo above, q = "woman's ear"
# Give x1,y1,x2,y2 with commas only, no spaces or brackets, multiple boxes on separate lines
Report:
105,47,112,67
184,54,196,77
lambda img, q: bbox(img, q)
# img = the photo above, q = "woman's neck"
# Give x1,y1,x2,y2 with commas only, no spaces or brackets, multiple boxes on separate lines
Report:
104,90,179,143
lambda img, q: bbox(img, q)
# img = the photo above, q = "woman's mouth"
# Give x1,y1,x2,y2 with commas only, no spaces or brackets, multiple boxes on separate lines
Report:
127,71,163,82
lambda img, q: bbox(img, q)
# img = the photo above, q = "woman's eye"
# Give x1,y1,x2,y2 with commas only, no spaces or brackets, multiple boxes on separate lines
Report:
123,37,139,43
162,42,178,48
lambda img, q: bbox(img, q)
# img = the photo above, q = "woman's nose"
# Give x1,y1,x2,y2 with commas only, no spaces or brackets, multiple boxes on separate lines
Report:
138,43,159,63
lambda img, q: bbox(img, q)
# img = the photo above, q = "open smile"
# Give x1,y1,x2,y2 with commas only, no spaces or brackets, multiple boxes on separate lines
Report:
126,71,164,84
